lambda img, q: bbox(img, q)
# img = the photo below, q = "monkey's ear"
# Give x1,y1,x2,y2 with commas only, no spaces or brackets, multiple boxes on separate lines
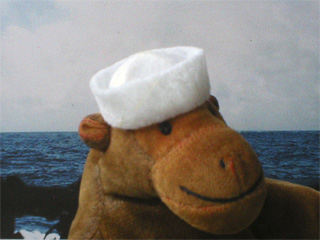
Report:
79,113,110,151
208,95,219,110
206,95,226,123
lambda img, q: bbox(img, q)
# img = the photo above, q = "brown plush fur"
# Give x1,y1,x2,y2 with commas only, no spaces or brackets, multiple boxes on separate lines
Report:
69,96,319,239
250,178,319,239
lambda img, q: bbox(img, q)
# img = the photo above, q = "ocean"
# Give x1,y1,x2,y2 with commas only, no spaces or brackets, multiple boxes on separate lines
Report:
1,131,319,239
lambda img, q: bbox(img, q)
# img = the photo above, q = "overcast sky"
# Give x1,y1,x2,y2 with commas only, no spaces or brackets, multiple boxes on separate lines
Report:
1,1,319,132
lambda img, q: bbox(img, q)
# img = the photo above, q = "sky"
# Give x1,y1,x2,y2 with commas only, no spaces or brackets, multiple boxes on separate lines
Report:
1,0,319,132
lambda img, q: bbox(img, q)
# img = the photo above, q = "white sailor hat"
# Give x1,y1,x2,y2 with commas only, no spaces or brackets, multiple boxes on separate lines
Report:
90,46,210,129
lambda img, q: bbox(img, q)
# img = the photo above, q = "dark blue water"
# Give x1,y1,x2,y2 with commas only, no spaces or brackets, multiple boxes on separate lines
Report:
241,131,319,182
1,132,88,236
1,131,319,235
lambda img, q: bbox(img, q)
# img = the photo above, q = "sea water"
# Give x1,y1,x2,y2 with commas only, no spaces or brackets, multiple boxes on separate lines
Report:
1,131,319,238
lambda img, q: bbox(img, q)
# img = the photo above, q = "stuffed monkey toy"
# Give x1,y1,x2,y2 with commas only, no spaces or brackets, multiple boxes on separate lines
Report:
69,47,319,239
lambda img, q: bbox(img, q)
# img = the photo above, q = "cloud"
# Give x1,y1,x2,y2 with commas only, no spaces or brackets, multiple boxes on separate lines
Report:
1,1,319,131
1,0,68,31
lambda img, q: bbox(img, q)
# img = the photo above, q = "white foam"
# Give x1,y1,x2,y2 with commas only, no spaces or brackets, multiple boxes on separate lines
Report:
19,229,60,240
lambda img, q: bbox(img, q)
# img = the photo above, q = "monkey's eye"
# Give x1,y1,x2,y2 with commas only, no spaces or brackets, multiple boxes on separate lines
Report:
159,121,172,135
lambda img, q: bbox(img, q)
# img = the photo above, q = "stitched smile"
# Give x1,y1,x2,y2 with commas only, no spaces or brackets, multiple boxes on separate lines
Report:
180,173,263,204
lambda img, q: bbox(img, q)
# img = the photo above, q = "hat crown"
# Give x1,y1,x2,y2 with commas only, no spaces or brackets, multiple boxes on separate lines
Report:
109,51,178,88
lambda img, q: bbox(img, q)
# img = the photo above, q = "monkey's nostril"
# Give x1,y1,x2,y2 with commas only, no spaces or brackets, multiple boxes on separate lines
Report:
220,158,226,169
